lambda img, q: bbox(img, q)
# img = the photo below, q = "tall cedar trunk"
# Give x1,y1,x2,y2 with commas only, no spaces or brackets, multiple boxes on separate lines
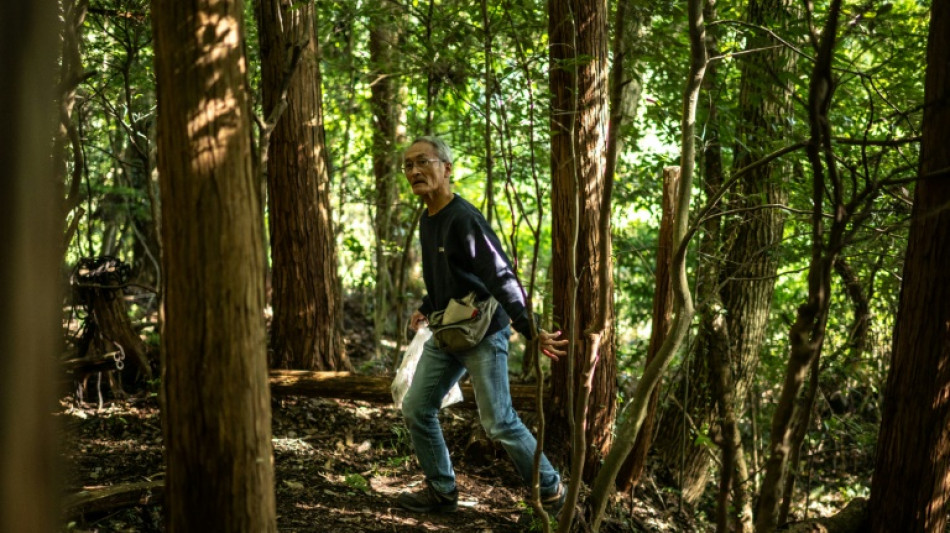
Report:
654,0,794,504
258,0,348,371
547,0,617,482
869,0,950,530
717,0,792,525
152,0,277,530
0,2,60,530
369,6,401,359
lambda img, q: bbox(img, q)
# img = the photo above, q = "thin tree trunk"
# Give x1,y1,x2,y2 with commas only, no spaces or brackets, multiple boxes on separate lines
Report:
779,355,820,524
610,0,654,492
153,0,277,529
0,2,61,530
754,3,843,530
258,0,348,371
834,258,871,371
56,0,89,234
369,5,401,359
868,0,950,530
698,4,751,530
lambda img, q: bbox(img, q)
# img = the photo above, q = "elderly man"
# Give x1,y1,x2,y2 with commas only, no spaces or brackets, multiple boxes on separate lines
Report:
396,136,568,515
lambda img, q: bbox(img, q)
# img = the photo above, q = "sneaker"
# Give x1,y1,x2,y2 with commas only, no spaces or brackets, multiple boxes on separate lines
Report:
396,482,459,513
541,483,566,515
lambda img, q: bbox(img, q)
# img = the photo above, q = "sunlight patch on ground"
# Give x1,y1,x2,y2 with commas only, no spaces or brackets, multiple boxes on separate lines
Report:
273,438,315,453
294,500,461,531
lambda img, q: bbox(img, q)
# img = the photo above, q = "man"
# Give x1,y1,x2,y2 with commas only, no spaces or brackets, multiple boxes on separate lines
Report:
396,136,569,515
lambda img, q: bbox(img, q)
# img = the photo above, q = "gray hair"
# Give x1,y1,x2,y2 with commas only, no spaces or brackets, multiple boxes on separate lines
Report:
411,136,454,164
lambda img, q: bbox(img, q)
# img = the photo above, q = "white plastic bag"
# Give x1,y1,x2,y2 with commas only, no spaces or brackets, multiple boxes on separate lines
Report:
391,327,464,409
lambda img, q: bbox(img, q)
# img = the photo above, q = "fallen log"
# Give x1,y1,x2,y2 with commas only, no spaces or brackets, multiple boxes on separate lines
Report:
62,351,122,377
268,370,548,411
63,480,163,519
783,498,868,533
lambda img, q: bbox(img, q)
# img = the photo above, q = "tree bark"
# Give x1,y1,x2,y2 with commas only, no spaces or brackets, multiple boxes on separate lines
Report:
868,0,950,530
55,0,89,239
257,0,348,371
0,2,61,531
152,0,277,529
616,166,678,491
547,0,617,483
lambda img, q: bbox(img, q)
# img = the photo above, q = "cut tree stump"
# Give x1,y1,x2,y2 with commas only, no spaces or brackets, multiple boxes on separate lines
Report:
70,257,153,386
269,370,548,411
63,480,164,519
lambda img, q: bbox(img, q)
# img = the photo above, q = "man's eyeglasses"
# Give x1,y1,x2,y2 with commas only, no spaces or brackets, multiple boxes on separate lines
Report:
403,159,442,173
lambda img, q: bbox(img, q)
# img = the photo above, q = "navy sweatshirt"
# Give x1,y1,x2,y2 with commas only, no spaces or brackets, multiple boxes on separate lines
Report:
417,194,535,340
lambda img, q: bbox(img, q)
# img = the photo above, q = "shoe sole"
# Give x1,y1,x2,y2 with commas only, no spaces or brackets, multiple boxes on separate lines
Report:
397,501,458,513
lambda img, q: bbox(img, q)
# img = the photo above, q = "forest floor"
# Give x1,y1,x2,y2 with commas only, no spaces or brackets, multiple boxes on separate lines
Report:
59,393,700,532
58,299,701,532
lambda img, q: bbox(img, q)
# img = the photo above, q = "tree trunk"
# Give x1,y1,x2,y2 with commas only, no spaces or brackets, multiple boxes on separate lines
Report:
257,0,348,371
616,166,678,491
547,0,617,483
654,0,796,505
868,0,950,530
369,5,404,360
55,0,89,240
755,2,844,530
152,0,277,529
73,257,152,384
0,2,61,530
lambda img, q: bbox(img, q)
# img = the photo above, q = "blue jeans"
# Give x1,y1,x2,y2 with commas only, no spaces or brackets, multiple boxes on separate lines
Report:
401,326,561,496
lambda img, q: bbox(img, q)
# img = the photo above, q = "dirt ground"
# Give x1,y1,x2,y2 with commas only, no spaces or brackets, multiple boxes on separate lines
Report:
59,298,699,532
58,390,700,532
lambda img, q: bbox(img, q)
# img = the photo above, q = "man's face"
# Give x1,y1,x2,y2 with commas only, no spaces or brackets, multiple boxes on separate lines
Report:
404,142,451,197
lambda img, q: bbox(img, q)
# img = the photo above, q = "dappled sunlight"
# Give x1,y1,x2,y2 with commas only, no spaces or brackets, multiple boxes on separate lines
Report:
187,87,243,173
194,11,242,71
184,11,247,175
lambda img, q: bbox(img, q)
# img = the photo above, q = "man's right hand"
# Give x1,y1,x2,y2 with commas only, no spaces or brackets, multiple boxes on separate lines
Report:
410,310,428,331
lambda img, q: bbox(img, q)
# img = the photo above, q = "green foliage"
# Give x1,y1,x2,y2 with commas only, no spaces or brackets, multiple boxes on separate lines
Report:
343,472,370,493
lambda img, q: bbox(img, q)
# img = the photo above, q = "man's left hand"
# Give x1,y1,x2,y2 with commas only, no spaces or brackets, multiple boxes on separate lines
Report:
538,329,568,362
